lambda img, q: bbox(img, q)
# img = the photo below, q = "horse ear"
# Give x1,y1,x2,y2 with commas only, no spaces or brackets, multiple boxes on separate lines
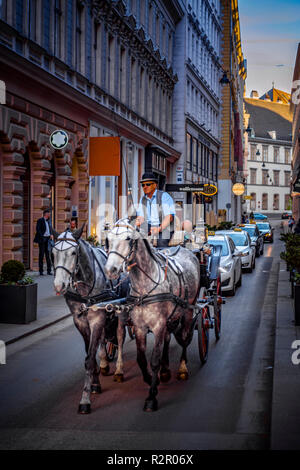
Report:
73,223,85,240
51,228,60,240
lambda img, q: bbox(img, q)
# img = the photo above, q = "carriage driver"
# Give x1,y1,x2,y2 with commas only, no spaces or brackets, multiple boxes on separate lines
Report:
136,172,176,248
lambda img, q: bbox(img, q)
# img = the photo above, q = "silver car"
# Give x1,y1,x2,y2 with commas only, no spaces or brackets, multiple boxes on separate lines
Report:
207,234,242,296
217,229,256,272
239,223,264,257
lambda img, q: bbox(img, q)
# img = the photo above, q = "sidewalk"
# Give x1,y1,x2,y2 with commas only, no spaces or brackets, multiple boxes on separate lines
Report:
0,271,70,345
271,261,300,449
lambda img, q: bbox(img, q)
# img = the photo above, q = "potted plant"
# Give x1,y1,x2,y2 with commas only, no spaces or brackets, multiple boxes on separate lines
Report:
0,260,37,324
280,239,300,326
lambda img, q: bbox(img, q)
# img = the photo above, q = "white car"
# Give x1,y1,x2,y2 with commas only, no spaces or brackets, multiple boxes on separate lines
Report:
207,233,242,296
217,229,256,272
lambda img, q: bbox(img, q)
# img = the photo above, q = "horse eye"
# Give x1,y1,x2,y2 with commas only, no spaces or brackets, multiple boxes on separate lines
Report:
72,251,76,255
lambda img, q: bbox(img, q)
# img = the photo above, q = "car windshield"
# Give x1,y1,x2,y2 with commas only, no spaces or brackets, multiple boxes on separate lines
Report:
208,239,229,256
243,226,256,237
228,233,248,246
256,223,270,230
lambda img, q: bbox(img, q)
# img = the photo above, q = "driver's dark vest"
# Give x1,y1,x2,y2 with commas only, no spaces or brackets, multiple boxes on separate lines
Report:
141,190,174,234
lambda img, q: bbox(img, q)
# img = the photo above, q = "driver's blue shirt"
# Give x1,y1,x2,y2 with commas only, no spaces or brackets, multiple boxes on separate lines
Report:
137,189,175,226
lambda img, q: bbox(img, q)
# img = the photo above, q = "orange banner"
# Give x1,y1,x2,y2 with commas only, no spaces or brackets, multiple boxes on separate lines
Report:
89,136,121,176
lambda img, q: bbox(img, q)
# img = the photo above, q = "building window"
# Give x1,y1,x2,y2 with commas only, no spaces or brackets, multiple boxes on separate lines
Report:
285,148,290,164
250,168,257,184
273,193,279,210
66,0,73,67
273,170,280,186
285,194,291,210
273,146,279,163
193,137,198,172
85,5,92,81
262,145,268,162
250,193,256,210
16,0,24,33
120,46,126,102
43,0,51,51
76,1,83,72
250,145,256,160
29,0,37,42
262,169,268,185
140,66,145,117
186,133,192,171
262,193,268,210
284,171,290,187
54,0,62,57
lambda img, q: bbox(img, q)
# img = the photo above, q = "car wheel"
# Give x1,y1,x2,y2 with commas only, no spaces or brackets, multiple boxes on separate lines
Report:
227,277,236,296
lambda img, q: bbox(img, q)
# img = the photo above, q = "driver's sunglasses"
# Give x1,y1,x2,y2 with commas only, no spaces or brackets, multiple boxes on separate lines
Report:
141,182,154,187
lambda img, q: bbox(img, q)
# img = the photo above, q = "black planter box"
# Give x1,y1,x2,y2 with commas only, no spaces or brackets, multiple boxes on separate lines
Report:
294,284,300,326
0,283,37,324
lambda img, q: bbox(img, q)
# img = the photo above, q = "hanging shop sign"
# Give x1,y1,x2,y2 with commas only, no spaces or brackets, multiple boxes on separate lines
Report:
50,130,69,149
232,183,245,196
89,136,120,176
166,183,218,196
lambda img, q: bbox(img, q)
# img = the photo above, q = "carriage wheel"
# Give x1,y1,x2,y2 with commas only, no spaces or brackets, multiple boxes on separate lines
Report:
127,325,135,340
197,306,209,364
214,276,222,341
105,341,117,362
195,287,207,330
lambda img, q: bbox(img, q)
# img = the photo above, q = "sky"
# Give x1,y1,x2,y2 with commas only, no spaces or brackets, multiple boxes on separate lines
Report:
238,0,300,97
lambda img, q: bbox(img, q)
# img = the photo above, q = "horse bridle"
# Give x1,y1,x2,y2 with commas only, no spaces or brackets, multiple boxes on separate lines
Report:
52,234,80,288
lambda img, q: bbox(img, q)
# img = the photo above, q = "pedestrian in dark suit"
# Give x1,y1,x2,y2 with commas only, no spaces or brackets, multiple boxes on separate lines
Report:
34,209,54,275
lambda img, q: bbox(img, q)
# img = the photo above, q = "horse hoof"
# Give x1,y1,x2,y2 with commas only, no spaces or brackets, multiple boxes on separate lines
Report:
160,370,171,383
143,398,158,412
100,366,110,376
177,372,189,381
78,404,91,414
113,374,124,383
91,384,102,394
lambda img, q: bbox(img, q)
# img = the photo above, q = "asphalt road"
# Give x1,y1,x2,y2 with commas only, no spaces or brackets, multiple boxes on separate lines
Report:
0,224,283,450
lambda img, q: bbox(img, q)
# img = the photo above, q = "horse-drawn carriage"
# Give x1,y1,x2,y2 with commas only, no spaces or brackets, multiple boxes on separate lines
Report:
52,220,223,414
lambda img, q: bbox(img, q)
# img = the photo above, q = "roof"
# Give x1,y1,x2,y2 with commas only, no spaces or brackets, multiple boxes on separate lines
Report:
260,88,291,104
244,97,293,141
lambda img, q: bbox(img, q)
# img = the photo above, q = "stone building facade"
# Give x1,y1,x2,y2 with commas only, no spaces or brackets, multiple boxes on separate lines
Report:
0,0,182,269
172,0,222,224
291,43,300,222
218,0,246,224
244,91,293,216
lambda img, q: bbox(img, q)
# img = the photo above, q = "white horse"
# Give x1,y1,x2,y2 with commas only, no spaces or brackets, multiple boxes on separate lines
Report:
104,219,201,412
52,226,129,414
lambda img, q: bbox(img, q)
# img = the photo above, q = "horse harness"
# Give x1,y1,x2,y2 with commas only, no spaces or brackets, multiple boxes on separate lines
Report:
53,234,119,313
108,224,192,327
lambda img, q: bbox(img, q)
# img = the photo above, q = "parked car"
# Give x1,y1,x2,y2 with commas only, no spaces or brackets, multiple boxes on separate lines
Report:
217,228,256,272
238,223,264,257
253,212,268,220
256,221,274,243
207,233,242,296
281,211,292,220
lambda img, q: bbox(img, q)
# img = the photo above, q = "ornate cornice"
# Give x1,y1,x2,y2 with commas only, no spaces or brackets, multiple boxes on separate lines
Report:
90,0,178,90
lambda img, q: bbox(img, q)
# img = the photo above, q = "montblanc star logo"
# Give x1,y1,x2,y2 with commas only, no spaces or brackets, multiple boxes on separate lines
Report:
50,130,68,149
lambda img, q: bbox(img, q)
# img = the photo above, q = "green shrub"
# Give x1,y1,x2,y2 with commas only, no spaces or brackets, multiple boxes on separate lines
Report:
1,260,26,283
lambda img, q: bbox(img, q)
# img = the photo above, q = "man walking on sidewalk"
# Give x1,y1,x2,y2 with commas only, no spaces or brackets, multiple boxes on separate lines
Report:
34,209,54,275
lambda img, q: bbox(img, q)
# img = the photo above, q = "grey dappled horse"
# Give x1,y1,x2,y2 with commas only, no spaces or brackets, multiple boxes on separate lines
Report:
52,227,128,414
104,219,201,412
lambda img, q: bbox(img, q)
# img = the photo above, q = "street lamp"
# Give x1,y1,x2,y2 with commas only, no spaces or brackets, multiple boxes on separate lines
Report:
219,71,230,85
